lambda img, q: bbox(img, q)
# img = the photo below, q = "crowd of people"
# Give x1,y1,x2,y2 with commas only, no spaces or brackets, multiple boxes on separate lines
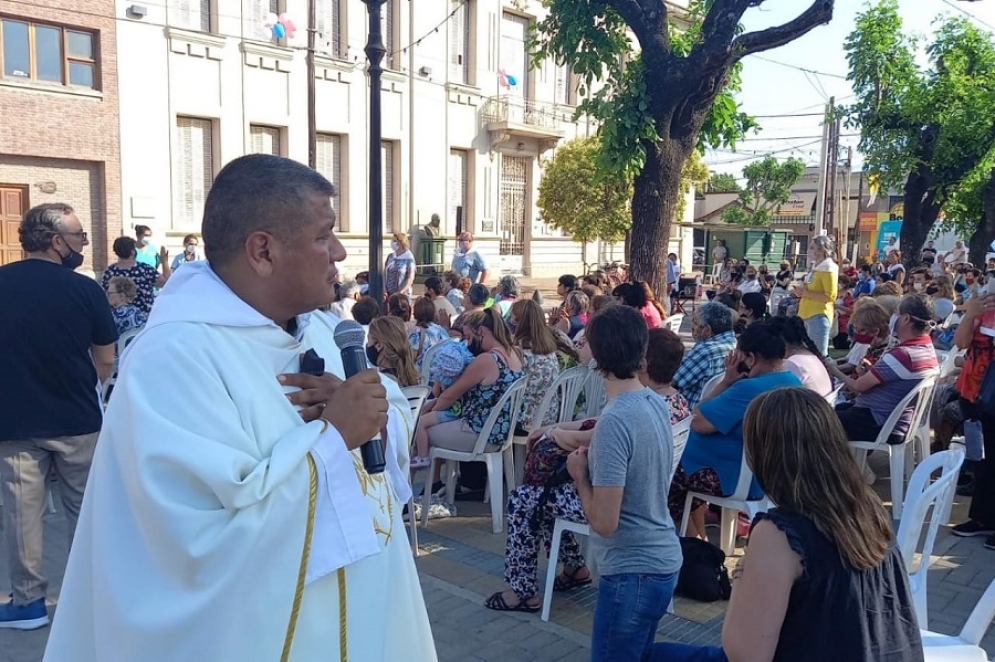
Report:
3,176,995,662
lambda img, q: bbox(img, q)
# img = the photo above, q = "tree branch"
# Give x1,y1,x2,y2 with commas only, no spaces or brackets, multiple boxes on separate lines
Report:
700,0,755,50
609,0,669,54
731,0,834,61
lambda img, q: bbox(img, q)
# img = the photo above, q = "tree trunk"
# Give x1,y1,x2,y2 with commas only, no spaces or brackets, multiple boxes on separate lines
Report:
900,171,940,270
629,139,692,294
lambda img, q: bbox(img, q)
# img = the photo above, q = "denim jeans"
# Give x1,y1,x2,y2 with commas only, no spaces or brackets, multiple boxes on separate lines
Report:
590,571,678,662
804,313,831,357
652,643,728,661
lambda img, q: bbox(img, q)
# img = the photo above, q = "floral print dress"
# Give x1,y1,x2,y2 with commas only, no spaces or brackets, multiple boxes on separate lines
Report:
520,350,561,431
460,351,524,443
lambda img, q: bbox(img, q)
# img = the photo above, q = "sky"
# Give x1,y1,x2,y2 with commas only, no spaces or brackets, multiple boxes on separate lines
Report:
706,0,995,178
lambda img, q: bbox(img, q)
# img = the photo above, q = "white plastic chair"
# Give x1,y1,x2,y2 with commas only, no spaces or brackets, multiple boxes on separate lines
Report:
582,368,606,418
401,385,431,555
541,416,693,622
510,366,591,487
420,378,527,534
418,338,454,386
824,384,843,407
679,445,771,556
700,373,724,401
664,313,685,334
896,449,965,630
849,376,937,520
921,573,995,661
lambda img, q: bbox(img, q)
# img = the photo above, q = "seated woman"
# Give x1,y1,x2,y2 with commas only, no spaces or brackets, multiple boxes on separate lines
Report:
767,315,834,397
494,275,521,317
407,296,450,372
451,283,489,338
105,275,148,336
836,298,891,377
613,282,662,329
510,299,561,435
553,290,589,340
641,328,692,423
668,320,802,540
367,316,420,388
575,295,616,362
736,292,768,333
657,388,923,662
641,281,669,322
412,308,524,468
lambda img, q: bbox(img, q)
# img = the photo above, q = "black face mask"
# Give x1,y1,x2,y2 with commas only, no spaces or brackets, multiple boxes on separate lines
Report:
926,285,939,295
468,335,485,356
57,244,84,270
365,345,379,367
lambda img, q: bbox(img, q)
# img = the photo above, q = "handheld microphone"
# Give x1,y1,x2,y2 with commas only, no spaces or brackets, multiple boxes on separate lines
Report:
332,321,387,474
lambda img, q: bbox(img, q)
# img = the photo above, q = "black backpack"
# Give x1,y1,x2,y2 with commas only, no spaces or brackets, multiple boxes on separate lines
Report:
675,537,732,602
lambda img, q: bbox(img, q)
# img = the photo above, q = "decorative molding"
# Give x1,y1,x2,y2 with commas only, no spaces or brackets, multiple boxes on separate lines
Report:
165,27,226,61
240,40,295,72
315,55,354,83
489,132,512,151
446,82,482,107
538,138,559,153
0,78,102,99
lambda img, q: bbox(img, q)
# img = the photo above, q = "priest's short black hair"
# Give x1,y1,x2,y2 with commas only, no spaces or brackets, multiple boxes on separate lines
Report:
202,154,336,267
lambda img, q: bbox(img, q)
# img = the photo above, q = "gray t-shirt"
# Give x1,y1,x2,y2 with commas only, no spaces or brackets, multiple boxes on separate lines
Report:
588,388,683,577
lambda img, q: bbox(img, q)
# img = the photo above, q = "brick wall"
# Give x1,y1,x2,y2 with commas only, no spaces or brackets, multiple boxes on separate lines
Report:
0,0,121,263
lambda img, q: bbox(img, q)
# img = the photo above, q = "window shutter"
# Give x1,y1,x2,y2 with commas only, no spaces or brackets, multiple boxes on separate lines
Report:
382,142,395,233
244,0,270,40
317,0,341,57
316,134,342,229
249,126,281,155
449,1,469,84
449,150,468,232
176,117,213,228
382,0,395,69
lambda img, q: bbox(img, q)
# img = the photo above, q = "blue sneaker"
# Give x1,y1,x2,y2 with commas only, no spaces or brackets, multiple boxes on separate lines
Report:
0,597,49,630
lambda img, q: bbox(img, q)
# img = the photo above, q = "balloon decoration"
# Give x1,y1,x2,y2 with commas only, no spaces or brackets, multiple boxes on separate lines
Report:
264,13,297,40
498,69,518,88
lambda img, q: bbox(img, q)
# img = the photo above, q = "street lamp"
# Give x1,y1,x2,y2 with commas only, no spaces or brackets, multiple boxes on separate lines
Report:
363,0,387,305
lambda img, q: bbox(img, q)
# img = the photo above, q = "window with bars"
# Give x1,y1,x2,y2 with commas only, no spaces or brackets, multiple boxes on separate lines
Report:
170,0,211,32
316,0,342,58
382,140,398,233
175,117,214,229
450,149,470,234
382,0,396,70
316,133,343,229
244,0,281,42
449,0,470,85
0,18,98,89
249,125,282,156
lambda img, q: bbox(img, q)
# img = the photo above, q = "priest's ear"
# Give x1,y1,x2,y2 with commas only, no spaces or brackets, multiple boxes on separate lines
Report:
243,231,281,277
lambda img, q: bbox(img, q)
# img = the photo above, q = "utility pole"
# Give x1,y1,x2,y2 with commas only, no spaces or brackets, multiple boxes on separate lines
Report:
364,0,388,304
814,98,834,237
825,114,840,240
306,0,317,169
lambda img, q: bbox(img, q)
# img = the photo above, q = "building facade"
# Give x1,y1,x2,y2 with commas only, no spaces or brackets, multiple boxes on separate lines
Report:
0,0,121,271
114,0,694,278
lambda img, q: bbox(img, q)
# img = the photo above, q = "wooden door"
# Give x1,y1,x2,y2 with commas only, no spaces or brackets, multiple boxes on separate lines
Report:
0,185,28,266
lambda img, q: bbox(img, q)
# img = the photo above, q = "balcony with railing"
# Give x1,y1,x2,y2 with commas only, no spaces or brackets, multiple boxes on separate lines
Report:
481,95,568,144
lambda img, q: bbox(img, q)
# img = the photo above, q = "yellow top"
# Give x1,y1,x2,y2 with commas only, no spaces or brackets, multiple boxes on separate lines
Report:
798,258,839,320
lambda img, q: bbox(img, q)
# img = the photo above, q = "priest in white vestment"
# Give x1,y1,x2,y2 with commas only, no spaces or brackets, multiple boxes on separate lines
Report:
44,155,438,662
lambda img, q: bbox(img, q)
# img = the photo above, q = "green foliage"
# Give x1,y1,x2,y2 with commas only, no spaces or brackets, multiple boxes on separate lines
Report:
530,0,755,180
537,138,712,242
707,172,743,193
842,1,995,215
721,157,806,227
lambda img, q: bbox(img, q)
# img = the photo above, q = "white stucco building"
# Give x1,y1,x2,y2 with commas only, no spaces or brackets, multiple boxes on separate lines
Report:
114,0,694,277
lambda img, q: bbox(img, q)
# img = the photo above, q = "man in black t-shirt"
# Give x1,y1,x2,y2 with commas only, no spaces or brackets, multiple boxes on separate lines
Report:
0,202,117,629
921,240,937,266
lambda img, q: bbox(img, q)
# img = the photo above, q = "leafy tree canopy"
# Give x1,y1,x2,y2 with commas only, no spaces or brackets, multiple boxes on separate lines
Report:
721,156,806,227
707,172,742,193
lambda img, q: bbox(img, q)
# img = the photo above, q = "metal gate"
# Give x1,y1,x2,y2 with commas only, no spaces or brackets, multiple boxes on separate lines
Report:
499,155,528,256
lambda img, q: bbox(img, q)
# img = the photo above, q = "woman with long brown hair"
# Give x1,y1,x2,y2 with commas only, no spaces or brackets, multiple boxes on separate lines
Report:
367,316,420,388
658,388,922,662
510,299,561,433
407,296,449,372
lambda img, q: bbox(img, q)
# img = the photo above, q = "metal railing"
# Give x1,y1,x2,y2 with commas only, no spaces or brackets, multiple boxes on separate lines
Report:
481,95,564,131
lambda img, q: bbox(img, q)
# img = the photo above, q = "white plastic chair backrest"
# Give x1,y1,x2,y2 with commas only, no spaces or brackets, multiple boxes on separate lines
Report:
870,376,936,447
824,384,843,407
418,339,454,385
665,314,684,334
583,369,606,418
959,575,995,645
117,327,142,359
728,444,759,501
531,365,590,429
669,417,692,484
400,385,431,432
938,348,964,379
896,448,964,621
471,377,528,455
701,373,724,401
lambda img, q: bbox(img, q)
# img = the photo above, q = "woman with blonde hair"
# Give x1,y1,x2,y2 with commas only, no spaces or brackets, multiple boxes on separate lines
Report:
385,231,415,298
412,307,524,468
367,316,420,387
659,388,922,662
510,299,561,433
407,296,449,371
794,235,838,357
837,297,892,376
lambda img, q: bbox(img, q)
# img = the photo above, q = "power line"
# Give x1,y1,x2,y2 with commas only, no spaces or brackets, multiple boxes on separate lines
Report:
939,0,995,32
746,54,849,80
388,0,467,57
737,132,859,141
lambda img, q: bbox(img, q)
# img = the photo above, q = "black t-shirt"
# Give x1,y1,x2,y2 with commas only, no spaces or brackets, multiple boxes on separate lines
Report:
921,248,937,264
0,259,118,440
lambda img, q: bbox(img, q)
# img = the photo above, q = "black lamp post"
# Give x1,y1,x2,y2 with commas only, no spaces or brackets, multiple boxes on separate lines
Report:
363,0,387,305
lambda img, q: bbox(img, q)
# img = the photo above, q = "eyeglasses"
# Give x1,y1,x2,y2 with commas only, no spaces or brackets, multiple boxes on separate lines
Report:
61,231,88,241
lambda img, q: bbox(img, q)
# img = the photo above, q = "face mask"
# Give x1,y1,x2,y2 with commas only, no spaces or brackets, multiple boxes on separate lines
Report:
857,273,865,282
737,360,752,376
853,332,876,345
365,345,379,367
57,244,84,270
747,273,756,280
468,334,485,356
459,242,469,252
913,282,924,292
185,244,197,255
391,241,400,252
926,285,938,295
966,277,976,285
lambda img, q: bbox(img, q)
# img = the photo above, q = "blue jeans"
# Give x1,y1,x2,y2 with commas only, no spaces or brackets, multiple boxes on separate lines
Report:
653,643,728,661
590,571,678,662
804,313,831,357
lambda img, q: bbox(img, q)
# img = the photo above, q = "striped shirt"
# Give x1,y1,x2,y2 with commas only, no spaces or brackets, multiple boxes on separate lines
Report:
854,336,939,435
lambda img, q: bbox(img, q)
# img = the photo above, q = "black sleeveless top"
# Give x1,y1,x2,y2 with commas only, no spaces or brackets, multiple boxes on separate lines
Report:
753,509,924,662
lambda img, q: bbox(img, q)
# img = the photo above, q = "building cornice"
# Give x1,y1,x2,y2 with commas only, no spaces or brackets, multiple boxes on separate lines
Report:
166,27,226,60
241,40,295,72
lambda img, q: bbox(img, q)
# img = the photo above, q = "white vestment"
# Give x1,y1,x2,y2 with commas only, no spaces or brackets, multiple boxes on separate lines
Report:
44,262,437,662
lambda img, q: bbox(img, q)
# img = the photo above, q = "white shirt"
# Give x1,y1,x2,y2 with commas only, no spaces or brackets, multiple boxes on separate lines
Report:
737,278,762,294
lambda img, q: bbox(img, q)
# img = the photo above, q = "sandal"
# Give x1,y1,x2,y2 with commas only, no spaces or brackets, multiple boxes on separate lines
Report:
410,456,431,469
553,567,592,592
484,591,540,613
